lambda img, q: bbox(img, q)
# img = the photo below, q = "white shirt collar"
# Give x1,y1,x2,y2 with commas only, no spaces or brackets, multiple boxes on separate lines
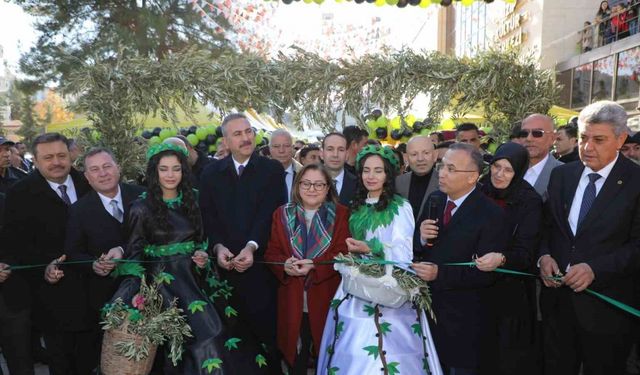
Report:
232,156,250,172
581,152,618,181
334,169,345,184
285,163,294,174
448,186,475,209
97,185,123,212
529,153,550,176
46,174,73,191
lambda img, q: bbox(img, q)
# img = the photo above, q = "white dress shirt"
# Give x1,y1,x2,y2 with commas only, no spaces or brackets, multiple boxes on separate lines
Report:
447,186,476,217
568,154,618,235
284,163,294,202
46,174,78,204
523,153,550,187
97,186,123,219
230,156,258,251
334,169,345,195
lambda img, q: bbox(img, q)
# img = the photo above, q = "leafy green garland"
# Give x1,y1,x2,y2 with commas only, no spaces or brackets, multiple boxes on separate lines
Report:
349,195,405,242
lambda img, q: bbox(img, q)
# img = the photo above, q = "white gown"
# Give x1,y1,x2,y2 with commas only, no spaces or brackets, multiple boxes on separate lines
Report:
317,198,443,375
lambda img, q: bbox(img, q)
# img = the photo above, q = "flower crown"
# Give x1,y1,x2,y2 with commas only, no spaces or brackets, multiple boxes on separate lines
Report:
356,144,399,172
146,143,189,161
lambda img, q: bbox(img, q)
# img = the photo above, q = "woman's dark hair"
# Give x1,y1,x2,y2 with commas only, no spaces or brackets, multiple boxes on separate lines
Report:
291,163,338,206
351,153,397,212
597,0,610,15
145,150,201,233
299,145,320,159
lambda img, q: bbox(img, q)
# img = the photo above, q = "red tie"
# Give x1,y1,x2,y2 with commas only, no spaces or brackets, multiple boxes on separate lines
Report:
443,200,457,226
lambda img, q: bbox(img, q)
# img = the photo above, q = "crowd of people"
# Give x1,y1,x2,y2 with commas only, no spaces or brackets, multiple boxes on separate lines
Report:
581,0,639,53
0,99,638,375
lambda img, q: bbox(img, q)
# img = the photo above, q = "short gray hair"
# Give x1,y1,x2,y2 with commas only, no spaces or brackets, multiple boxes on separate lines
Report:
220,113,249,137
448,143,483,173
578,101,628,136
270,129,292,144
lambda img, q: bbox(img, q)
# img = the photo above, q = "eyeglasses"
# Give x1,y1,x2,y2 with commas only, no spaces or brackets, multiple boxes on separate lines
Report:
490,164,515,176
299,181,328,191
435,162,478,174
518,129,552,138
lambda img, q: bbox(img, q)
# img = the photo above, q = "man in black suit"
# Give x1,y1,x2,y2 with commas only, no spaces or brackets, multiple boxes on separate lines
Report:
321,132,357,206
64,147,144,350
395,135,439,220
2,133,93,375
200,113,287,375
413,143,508,375
538,101,640,375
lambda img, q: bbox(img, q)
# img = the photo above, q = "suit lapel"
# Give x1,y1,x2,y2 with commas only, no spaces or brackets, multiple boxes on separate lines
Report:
575,158,627,238
557,163,583,239
32,171,68,207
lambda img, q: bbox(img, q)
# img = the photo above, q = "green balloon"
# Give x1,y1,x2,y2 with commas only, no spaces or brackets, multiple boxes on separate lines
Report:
169,128,178,137
208,144,217,153
187,134,199,147
149,136,161,146
195,127,208,141
255,133,264,145
159,128,172,140
206,126,216,135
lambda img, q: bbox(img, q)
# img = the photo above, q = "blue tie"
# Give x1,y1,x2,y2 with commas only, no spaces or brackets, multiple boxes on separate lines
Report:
577,173,601,228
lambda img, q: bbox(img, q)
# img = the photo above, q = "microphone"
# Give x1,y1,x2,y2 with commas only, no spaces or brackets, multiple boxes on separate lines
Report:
425,195,441,247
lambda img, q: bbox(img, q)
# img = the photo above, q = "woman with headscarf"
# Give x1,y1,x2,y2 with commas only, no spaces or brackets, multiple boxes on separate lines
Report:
475,142,543,375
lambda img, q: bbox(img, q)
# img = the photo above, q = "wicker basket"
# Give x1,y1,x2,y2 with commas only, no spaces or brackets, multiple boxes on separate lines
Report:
100,323,157,375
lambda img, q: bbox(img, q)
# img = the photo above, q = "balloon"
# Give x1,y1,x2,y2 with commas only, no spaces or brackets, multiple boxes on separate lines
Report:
314,0,324,3
390,116,402,130
149,136,161,146
405,114,416,126
196,127,208,141
419,0,431,6
159,128,172,140
179,128,189,136
366,119,377,130
390,129,402,140
412,121,424,132
386,0,398,4
397,0,408,7
488,142,498,154
303,0,313,3
440,118,456,130
409,0,421,5
375,0,385,6
208,145,217,153
196,142,208,153
186,134,199,147
371,109,383,120
205,134,217,145
419,128,430,136
141,130,152,139
402,129,413,138
188,125,198,134
255,132,264,145
152,127,162,136
375,127,388,140
376,116,389,129
461,0,474,6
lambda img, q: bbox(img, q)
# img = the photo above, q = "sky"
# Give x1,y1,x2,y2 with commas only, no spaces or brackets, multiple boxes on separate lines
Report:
0,0,439,74
0,1,36,71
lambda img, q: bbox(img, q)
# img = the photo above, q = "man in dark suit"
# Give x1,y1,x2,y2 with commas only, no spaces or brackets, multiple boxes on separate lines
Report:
554,124,580,163
1,133,94,375
65,147,144,345
538,101,640,375
321,132,357,206
413,143,508,375
200,113,287,375
395,135,439,219
269,129,303,202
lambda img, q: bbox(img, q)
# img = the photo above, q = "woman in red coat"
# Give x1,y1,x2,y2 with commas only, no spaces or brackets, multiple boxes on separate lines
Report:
265,163,350,375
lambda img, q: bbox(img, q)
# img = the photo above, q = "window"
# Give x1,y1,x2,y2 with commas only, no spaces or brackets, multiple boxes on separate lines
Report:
557,70,572,107
616,47,640,101
591,56,615,102
572,63,592,108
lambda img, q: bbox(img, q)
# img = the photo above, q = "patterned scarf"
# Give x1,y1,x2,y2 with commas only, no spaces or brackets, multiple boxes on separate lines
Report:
282,201,336,260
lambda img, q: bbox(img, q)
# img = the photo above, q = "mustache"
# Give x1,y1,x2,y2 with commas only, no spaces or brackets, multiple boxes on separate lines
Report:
240,141,253,147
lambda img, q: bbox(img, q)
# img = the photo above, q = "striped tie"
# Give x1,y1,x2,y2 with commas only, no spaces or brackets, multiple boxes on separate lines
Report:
577,173,601,229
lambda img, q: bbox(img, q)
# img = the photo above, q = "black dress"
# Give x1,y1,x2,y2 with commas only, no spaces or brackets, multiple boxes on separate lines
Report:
112,197,268,374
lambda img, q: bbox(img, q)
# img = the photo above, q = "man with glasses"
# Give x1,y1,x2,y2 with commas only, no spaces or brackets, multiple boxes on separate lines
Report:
270,129,303,202
413,143,507,375
520,114,563,201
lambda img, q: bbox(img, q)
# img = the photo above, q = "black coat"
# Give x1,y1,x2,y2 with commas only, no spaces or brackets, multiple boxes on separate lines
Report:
415,187,508,369
1,169,92,330
338,169,357,207
64,183,145,314
540,155,640,334
199,154,286,345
